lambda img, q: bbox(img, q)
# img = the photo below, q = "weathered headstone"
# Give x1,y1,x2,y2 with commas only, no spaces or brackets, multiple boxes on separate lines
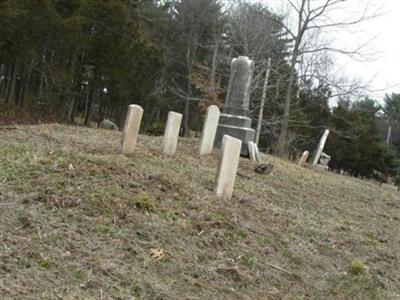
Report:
247,141,257,161
163,111,182,155
317,152,331,171
247,141,262,162
215,135,242,199
254,144,261,162
214,56,255,156
199,105,220,155
312,129,330,166
298,150,309,167
121,105,143,155
248,141,256,161
319,152,331,166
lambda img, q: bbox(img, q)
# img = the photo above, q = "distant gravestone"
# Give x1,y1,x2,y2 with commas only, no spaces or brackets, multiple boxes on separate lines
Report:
100,119,119,131
214,56,256,156
312,129,330,166
248,141,256,161
163,111,182,155
298,151,309,167
254,143,261,162
319,152,331,166
215,135,242,199
199,105,220,156
317,152,331,171
121,105,143,155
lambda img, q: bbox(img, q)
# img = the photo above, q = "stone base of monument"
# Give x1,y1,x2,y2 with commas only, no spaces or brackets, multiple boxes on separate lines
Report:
214,113,255,156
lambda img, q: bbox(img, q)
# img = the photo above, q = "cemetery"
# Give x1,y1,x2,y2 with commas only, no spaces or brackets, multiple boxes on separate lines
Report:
1,56,400,299
2,0,400,297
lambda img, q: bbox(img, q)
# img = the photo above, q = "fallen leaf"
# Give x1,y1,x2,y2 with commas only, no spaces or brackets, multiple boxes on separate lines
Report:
150,248,164,260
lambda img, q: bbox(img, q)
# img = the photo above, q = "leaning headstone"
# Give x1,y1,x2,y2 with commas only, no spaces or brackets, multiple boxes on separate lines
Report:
121,105,143,155
312,129,330,166
215,135,242,199
199,105,220,155
163,111,182,155
100,119,119,131
214,56,256,156
298,151,309,167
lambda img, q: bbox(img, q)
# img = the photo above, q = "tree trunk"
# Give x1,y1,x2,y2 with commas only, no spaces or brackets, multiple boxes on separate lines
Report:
98,92,106,123
2,65,11,100
255,58,271,146
84,74,100,126
69,96,79,123
38,55,46,99
6,62,19,105
18,61,33,107
210,38,219,87
275,44,300,155
0,64,8,98
84,85,92,126
183,75,192,137
0,64,5,98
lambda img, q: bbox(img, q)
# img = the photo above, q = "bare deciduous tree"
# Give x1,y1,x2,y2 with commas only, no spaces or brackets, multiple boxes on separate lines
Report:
270,0,380,155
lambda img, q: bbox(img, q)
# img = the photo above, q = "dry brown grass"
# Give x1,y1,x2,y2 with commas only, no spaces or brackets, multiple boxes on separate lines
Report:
0,124,399,299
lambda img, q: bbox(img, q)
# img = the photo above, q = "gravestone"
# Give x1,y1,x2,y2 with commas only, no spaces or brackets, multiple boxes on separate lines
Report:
248,141,260,162
199,105,220,155
163,111,182,155
312,129,330,166
254,144,261,162
214,56,255,156
215,135,242,199
248,141,256,161
298,151,309,167
319,152,331,166
121,105,143,155
317,152,331,171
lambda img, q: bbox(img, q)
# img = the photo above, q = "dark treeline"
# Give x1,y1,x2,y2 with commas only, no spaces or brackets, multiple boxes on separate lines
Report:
1,0,399,180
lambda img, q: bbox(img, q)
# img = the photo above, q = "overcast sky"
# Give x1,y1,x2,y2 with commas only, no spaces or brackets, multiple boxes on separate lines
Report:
262,0,400,101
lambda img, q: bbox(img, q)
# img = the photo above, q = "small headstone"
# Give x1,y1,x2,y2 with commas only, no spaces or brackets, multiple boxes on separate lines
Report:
215,135,242,199
319,152,331,166
248,141,257,161
163,111,182,155
316,152,331,171
298,151,309,167
312,129,330,166
121,105,143,155
199,105,220,155
254,144,261,162
100,119,119,131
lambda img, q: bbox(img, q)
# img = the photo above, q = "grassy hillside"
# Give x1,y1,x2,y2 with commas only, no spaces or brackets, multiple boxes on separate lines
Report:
1,124,399,299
